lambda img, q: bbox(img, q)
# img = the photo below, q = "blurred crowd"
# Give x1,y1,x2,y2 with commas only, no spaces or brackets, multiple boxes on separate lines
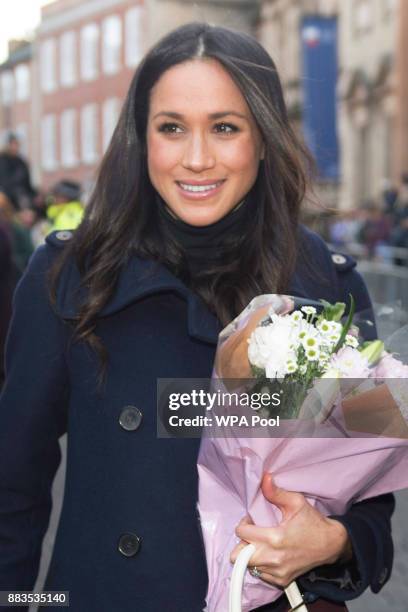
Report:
0,132,84,386
327,176,408,266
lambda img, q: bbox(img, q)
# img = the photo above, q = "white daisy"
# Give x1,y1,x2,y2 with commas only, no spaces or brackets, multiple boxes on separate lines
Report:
301,306,317,316
345,334,359,348
305,347,320,361
316,319,332,335
301,334,320,352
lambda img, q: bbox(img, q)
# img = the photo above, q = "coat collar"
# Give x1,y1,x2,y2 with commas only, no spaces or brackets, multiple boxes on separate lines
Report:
55,254,223,345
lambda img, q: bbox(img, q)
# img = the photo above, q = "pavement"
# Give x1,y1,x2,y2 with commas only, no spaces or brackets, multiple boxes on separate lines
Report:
31,435,408,612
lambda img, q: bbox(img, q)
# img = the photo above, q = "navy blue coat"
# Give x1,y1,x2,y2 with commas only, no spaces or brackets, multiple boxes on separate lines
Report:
0,227,394,611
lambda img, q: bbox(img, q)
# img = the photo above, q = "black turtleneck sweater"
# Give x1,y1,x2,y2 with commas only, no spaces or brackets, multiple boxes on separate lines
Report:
156,196,250,277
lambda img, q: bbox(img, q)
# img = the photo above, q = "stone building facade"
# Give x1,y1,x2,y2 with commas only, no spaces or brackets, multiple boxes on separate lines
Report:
337,0,398,209
257,0,406,210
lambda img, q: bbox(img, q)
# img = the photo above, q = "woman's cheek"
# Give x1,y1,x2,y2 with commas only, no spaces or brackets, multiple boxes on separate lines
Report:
148,137,181,171
219,138,261,171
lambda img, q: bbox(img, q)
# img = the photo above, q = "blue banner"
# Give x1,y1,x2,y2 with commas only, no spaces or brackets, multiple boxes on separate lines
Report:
301,16,339,181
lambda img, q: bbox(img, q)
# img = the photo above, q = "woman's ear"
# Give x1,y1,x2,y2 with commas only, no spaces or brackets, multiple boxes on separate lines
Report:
260,143,265,161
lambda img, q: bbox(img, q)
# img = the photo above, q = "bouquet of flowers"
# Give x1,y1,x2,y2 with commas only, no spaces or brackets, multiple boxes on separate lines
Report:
198,294,408,612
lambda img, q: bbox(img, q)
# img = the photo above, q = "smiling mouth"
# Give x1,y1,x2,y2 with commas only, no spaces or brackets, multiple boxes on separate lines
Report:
177,180,225,193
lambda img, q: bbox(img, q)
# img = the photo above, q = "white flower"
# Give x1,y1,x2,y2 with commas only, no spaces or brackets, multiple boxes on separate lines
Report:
321,332,341,348
318,353,330,367
299,364,308,375
301,334,321,352
248,327,275,369
290,311,303,324
345,334,359,348
248,317,297,378
265,350,297,379
297,320,316,343
330,321,343,334
301,306,317,316
285,359,298,374
316,319,331,335
305,347,320,361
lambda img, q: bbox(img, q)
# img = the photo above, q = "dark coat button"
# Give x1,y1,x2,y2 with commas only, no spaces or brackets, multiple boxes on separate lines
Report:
119,406,143,431
118,533,141,557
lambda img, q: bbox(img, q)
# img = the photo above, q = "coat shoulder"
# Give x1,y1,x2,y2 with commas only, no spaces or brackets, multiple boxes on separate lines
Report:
299,225,358,276
45,229,75,249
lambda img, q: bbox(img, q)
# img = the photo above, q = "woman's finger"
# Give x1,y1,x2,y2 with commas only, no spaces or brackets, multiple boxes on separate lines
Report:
230,540,250,563
236,522,282,547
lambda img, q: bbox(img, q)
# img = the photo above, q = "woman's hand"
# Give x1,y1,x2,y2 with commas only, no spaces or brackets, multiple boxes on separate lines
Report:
230,473,353,588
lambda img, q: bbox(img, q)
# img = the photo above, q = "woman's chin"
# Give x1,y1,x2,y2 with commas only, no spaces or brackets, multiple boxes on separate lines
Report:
168,198,238,227
177,209,228,226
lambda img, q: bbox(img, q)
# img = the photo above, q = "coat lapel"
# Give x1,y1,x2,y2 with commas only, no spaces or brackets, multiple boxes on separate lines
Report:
55,255,221,345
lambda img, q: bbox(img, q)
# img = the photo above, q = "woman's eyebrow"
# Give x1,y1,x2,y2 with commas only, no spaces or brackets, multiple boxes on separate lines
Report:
152,111,248,121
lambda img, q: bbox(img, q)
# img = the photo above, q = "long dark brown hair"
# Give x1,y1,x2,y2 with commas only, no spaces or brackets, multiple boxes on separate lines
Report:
50,22,314,374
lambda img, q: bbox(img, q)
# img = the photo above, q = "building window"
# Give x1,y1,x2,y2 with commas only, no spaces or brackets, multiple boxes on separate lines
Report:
15,124,28,156
102,15,122,75
81,103,98,164
102,98,120,152
41,114,58,171
0,71,14,105
14,64,30,102
61,109,77,167
125,6,143,68
60,31,77,87
40,38,57,92
81,23,99,81
354,0,373,34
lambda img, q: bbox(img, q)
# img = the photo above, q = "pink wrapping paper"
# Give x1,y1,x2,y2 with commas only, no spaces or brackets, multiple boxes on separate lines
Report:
197,295,408,612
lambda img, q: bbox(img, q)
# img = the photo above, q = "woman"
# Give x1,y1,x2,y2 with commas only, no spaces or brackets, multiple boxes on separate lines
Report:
0,23,394,612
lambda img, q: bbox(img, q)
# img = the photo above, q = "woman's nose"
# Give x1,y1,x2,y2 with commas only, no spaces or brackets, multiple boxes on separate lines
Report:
181,134,216,172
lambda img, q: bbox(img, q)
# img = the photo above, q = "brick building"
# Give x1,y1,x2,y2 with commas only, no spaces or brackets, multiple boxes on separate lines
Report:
0,0,146,193
33,0,146,192
0,40,33,159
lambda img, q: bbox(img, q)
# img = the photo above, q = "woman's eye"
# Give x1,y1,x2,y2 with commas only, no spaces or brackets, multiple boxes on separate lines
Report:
214,122,239,134
158,123,183,134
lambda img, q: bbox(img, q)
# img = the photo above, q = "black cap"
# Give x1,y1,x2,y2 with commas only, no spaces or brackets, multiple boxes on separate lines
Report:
51,180,81,201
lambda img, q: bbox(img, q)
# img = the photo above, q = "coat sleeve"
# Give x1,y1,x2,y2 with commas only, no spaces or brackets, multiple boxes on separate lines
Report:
0,244,69,595
299,255,395,603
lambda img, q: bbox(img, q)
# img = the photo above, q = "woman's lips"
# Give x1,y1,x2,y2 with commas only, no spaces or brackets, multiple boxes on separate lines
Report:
176,180,226,200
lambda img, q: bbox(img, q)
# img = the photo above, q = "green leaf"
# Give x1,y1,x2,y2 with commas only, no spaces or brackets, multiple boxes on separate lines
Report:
334,294,355,352
360,340,384,365
319,299,346,322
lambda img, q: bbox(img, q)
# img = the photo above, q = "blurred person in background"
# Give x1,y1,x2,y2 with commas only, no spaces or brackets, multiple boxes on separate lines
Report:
380,178,399,216
357,200,391,260
328,209,364,250
45,180,84,235
0,189,34,274
0,133,37,210
390,173,408,265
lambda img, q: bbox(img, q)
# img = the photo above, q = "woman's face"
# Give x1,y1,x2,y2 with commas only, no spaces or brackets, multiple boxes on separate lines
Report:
146,59,264,226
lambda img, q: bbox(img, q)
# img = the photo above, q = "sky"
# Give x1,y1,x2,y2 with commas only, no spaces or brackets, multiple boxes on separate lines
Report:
0,0,54,62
